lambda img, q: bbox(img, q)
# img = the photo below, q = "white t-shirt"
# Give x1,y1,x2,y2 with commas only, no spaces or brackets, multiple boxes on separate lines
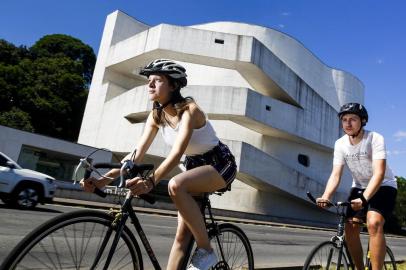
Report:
333,130,397,189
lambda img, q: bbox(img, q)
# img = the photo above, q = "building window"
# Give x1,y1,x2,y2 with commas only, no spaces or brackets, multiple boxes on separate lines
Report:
265,105,271,111
18,145,82,181
214,38,224,44
298,154,310,167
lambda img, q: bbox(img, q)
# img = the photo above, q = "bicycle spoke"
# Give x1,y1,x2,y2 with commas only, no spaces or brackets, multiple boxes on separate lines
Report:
304,242,348,270
62,226,78,268
2,211,142,270
50,233,63,269
208,225,252,270
26,251,54,270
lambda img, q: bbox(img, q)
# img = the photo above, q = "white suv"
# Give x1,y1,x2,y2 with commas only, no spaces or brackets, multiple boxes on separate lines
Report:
0,152,57,209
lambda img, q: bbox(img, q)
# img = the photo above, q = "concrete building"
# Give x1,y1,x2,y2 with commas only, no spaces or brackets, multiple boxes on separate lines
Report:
78,10,364,224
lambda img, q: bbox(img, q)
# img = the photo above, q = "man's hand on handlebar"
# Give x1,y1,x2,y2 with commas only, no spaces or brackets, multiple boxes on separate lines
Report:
350,198,363,211
126,177,153,196
316,197,332,208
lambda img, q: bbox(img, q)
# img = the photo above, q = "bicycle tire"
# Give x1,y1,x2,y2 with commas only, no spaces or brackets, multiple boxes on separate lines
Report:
188,223,254,270
303,241,349,270
383,246,397,270
0,209,143,270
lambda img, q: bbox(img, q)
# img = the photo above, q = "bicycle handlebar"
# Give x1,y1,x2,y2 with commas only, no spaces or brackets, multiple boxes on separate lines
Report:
306,191,351,208
81,160,156,204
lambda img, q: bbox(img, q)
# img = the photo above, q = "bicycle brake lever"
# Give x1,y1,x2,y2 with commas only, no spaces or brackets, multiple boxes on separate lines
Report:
119,160,134,188
73,158,93,185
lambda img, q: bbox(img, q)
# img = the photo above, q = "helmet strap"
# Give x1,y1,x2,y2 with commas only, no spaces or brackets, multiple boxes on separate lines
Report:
153,100,171,112
350,127,364,139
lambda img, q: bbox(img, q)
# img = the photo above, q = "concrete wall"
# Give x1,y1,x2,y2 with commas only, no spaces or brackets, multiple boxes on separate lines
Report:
0,125,112,164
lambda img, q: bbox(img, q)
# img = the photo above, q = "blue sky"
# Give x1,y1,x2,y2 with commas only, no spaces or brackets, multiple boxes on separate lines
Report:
1,0,405,177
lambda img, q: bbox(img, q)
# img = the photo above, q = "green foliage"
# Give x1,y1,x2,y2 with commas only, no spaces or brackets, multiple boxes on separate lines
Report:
0,107,34,131
0,35,95,141
394,176,406,227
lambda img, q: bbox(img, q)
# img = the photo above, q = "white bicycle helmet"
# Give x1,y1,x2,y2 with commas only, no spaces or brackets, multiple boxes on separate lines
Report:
139,59,187,88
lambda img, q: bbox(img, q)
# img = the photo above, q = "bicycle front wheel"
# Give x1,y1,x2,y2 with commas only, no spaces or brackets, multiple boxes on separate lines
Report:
303,241,349,270
1,209,143,270
383,246,397,270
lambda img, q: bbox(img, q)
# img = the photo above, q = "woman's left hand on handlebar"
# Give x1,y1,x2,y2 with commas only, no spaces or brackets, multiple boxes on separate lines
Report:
126,177,153,195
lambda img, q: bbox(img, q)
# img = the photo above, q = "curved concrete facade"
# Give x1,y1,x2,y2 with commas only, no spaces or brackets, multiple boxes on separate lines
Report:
78,10,364,224
191,22,364,111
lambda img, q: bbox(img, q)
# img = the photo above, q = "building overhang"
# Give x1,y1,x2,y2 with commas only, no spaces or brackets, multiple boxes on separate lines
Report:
104,24,307,108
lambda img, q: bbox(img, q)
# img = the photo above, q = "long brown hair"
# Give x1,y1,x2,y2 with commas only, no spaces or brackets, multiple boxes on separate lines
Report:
152,76,193,125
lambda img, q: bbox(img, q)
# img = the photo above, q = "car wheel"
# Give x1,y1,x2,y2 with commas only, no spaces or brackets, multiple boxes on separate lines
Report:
13,186,40,209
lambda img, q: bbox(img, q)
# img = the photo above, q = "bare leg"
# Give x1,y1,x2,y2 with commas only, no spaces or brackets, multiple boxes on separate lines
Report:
168,165,226,251
345,219,364,270
167,212,193,269
367,211,386,270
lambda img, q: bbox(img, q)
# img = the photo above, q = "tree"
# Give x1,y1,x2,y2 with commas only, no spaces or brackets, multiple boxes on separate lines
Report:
0,107,33,131
394,176,406,227
0,35,96,141
31,34,95,85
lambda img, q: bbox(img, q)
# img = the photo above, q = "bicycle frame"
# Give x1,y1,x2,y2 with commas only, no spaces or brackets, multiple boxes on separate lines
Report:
77,158,231,270
91,188,227,270
90,190,161,270
328,202,355,270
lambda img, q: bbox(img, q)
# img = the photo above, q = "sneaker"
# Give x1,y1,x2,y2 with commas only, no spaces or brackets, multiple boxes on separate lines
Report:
187,248,217,270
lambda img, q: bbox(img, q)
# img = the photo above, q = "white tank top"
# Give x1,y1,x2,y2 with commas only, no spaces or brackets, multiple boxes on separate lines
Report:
160,117,219,156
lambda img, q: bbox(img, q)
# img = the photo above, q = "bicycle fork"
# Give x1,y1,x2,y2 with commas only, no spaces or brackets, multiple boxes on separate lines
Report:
90,209,130,270
364,244,371,270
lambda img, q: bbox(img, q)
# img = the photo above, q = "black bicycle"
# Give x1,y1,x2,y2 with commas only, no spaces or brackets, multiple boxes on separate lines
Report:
303,192,396,270
0,157,254,270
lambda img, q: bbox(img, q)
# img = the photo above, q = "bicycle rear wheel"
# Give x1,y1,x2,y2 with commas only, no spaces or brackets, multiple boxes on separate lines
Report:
383,246,397,270
1,209,143,270
303,241,349,270
188,223,254,270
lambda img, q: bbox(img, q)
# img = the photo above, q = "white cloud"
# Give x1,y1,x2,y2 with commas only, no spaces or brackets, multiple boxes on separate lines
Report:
281,12,291,16
387,150,406,156
394,131,406,141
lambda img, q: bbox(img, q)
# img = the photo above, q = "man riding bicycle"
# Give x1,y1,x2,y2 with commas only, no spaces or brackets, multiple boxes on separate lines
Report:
316,102,397,270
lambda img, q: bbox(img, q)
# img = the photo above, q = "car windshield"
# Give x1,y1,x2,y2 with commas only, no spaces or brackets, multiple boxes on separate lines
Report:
0,153,23,169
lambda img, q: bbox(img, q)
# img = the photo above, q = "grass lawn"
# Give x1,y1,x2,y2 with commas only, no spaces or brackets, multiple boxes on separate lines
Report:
398,261,406,270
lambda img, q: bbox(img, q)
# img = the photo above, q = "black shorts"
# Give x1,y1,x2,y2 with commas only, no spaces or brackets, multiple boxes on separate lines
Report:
184,141,237,190
346,186,397,221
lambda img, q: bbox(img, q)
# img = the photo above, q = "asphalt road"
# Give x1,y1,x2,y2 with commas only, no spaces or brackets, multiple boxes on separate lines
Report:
0,202,405,269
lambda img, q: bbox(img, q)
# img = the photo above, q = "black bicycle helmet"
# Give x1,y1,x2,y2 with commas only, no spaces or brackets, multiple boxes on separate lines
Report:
338,102,368,125
139,59,187,88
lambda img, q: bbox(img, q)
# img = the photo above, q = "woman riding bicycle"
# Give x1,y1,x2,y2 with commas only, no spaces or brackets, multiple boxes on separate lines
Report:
316,103,397,270
81,59,237,270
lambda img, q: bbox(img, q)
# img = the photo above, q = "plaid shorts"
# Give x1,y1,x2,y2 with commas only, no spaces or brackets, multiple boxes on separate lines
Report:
184,141,237,190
